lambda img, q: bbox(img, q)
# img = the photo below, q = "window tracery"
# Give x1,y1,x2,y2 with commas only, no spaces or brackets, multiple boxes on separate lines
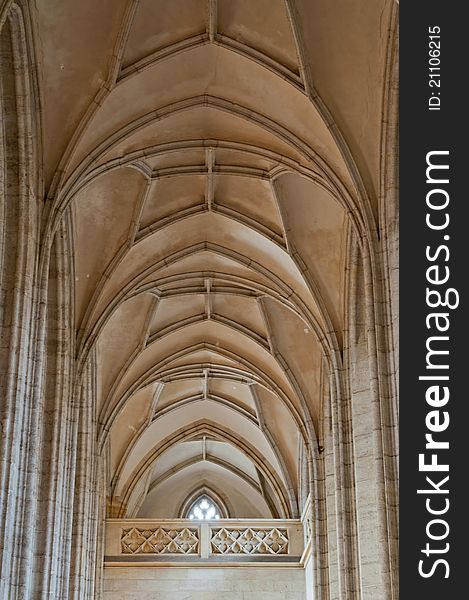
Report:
186,495,222,520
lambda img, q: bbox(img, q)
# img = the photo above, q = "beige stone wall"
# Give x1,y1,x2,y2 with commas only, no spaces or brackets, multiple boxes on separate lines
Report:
103,567,306,600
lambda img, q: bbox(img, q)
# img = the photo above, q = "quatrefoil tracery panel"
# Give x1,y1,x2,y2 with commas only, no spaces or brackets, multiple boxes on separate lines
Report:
210,527,289,555
121,527,199,554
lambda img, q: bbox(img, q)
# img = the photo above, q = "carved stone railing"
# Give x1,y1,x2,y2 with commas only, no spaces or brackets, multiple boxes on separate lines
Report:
105,519,304,565
121,526,199,554
210,526,289,555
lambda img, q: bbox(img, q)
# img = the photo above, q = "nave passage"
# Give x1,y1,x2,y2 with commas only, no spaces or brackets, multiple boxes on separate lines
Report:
0,0,398,598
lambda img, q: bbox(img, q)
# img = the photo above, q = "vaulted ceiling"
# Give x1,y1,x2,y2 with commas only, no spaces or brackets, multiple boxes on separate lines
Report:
38,0,394,519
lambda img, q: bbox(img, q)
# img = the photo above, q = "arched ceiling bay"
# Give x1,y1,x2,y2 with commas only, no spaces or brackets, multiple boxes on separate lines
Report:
39,0,395,518
289,0,395,211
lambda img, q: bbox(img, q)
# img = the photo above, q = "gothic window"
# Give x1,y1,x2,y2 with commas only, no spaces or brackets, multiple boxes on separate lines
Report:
186,495,222,520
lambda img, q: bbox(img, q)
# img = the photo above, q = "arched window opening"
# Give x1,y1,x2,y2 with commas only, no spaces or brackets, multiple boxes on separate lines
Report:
185,495,223,520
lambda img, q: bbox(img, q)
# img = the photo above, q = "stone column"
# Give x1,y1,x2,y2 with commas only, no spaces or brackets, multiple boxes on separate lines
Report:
33,217,77,599
0,6,44,597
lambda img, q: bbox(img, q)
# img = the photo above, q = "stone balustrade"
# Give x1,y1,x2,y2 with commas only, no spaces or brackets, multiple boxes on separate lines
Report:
105,519,305,565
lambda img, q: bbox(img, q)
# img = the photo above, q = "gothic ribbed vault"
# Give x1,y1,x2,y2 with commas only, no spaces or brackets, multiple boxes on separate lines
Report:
42,0,393,521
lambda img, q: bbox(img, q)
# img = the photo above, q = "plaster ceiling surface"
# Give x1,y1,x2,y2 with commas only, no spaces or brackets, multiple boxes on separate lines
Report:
40,0,394,519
